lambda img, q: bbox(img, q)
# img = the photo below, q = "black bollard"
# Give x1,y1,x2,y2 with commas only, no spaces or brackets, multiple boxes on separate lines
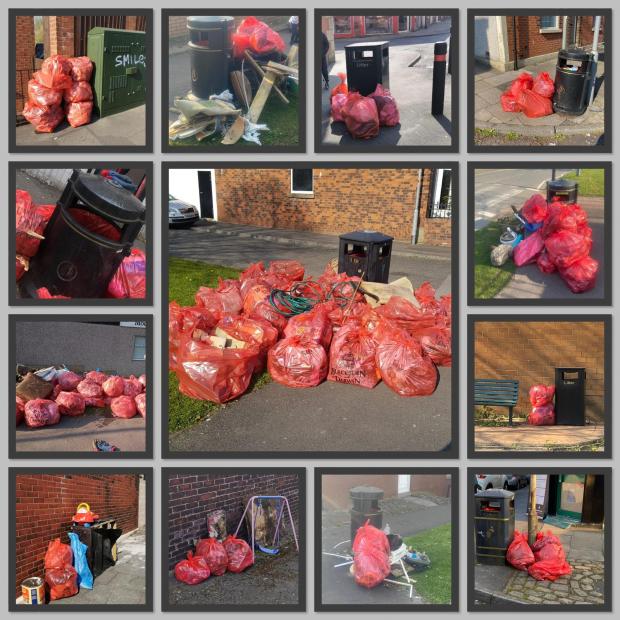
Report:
432,42,447,116
447,27,452,75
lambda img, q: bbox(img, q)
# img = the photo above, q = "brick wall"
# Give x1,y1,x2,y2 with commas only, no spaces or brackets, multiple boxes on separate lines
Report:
47,16,75,57
15,16,35,115
474,321,605,423
506,15,606,62
410,474,452,498
167,473,301,568
14,474,139,597
417,169,452,246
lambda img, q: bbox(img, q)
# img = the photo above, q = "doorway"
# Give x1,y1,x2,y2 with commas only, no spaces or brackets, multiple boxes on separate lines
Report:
398,475,411,495
197,170,215,219
398,16,409,32
556,474,585,519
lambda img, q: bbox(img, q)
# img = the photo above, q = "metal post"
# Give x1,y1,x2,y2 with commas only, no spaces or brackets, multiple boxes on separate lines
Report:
588,16,602,106
431,42,447,116
447,26,452,75
561,16,568,49
528,475,538,546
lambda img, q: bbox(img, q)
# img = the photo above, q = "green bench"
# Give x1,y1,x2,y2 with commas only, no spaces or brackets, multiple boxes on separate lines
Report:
474,379,519,426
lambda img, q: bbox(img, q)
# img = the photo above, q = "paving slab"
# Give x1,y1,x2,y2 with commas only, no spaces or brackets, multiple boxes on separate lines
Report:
474,425,604,452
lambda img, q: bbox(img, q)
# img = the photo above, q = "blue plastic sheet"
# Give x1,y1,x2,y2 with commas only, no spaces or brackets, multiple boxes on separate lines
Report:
69,532,94,590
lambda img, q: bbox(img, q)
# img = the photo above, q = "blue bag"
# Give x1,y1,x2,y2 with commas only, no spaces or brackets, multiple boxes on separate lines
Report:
69,532,94,590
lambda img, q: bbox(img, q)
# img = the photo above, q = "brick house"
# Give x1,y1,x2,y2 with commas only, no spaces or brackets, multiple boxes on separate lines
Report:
474,15,605,71
168,167,453,246
14,14,146,117
14,474,142,598
322,474,452,511
474,320,606,424
321,15,447,40
167,472,302,568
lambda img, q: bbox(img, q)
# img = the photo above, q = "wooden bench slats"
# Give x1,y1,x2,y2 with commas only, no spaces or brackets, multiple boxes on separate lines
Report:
474,378,519,426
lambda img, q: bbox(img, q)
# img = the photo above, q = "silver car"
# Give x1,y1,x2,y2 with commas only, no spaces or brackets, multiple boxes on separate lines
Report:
168,194,199,227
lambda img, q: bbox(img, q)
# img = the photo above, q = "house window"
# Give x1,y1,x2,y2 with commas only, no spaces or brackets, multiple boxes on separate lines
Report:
132,335,147,361
428,169,452,218
291,169,313,195
539,16,560,32
334,16,353,35
364,16,392,35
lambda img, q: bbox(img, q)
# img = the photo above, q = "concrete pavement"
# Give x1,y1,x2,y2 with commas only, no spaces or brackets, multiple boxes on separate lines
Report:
321,20,452,147
16,105,146,148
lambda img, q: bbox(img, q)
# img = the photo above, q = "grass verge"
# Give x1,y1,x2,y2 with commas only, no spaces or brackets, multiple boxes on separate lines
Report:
404,523,452,605
474,218,515,299
562,168,604,197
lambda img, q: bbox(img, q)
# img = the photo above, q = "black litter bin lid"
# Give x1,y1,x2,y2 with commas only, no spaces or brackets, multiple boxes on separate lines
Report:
187,15,234,30
350,485,385,499
346,40,389,48
548,178,578,190
559,47,593,61
475,488,514,499
71,173,145,224
340,230,394,243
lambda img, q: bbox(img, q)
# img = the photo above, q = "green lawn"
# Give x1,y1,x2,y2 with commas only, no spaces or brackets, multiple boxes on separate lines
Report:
562,169,605,197
168,257,271,433
403,523,452,605
474,218,516,299
169,90,300,148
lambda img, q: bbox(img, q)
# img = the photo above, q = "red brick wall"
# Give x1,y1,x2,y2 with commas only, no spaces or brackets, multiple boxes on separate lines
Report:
411,474,452,498
14,474,140,598
417,169,452,246
47,16,75,57
474,321,605,423
15,16,35,115
167,473,301,568
506,15,606,62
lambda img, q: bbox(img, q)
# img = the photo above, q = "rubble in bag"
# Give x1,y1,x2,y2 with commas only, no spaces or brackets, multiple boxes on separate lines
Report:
506,530,535,571
528,531,572,581
223,535,254,573
352,521,391,589
45,566,79,600
57,371,82,391
85,370,107,385
375,296,436,333
24,399,61,428
369,84,400,126
102,375,124,397
123,375,143,398
56,391,86,416
175,551,211,585
283,304,333,349
268,336,328,388
195,538,228,576
110,395,137,419
195,278,243,319
76,379,103,398
341,92,380,140
248,299,289,334
268,259,305,282
328,320,379,388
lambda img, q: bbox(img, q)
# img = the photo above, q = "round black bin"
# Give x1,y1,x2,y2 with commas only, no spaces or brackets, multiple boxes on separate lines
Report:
21,171,145,299
547,178,579,204
553,48,594,116
187,15,234,99
349,485,384,544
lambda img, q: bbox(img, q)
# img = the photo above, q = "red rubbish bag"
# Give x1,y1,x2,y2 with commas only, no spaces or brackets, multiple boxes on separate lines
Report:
516,89,553,118
176,335,260,403
328,321,379,388
529,384,555,407
110,395,137,419
240,261,265,282
22,101,64,133
24,399,61,428
369,84,400,126
174,552,211,585
107,248,146,299
223,535,254,573
84,397,106,408
528,531,572,581
40,55,72,85
533,71,555,98
284,305,333,349
45,566,79,600
521,194,548,224
217,315,278,369
416,326,452,367
76,380,103,398
63,80,93,103
375,296,437,333
27,79,63,107
195,538,228,576
248,299,289,335
352,521,390,589
55,391,86,416
102,375,124,398
508,72,534,97
123,376,143,398
65,101,93,127
558,256,599,294
45,538,73,569
541,203,588,238
376,333,438,397
85,370,107,385
506,530,535,571
57,371,82,391
16,396,25,426
527,404,556,425
545,230,592,269
67,56,93,82
536,250,557,274
232,16,285,57
500,91,520,112
135,393,146,418
331,72,348,99
268,259,305,282
513,231,544,267
331,92,348,122
342,93,380,140
268,336,328,388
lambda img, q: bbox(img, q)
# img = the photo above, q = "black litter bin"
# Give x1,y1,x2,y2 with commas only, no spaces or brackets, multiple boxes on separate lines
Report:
345,41,389,96
555,367,586,425
187,15,234,99
547,178,579,204
338,231,393,283
474,489,515,565
21,171,145,299
553,48,594,116
71,523,123,578
350,486,384,543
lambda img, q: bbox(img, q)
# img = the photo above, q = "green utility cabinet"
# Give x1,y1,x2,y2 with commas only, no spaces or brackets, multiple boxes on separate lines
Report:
87,27,147,118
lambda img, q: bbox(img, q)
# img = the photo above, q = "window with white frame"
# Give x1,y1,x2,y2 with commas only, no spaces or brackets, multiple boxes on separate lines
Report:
539,16,560,32
428,169,452,219
291,169,313,195
132,335,147,361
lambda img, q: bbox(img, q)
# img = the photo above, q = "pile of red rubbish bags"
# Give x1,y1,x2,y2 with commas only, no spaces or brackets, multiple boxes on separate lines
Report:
44,539,79,601
527,384,556,426
15,189,146,299
507,530,572,581
512,194,598,294
23,54,94,132
330,73,400,139
352,521,391,589
16,369,146,428
231,16,285,58
500,71,555,118
175,536,253,585
169,260,451,405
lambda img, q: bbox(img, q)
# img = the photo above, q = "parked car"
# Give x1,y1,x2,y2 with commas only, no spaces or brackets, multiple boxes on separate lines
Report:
168,194,199,227
474,474,511,493
507,474,529,490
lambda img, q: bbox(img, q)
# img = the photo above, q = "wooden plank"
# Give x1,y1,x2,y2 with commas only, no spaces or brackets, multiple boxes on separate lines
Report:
248,69,279,123
230,70,252,110
244,50,289,104
221,115,245,145
266,60,299,76
286,44,299,69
